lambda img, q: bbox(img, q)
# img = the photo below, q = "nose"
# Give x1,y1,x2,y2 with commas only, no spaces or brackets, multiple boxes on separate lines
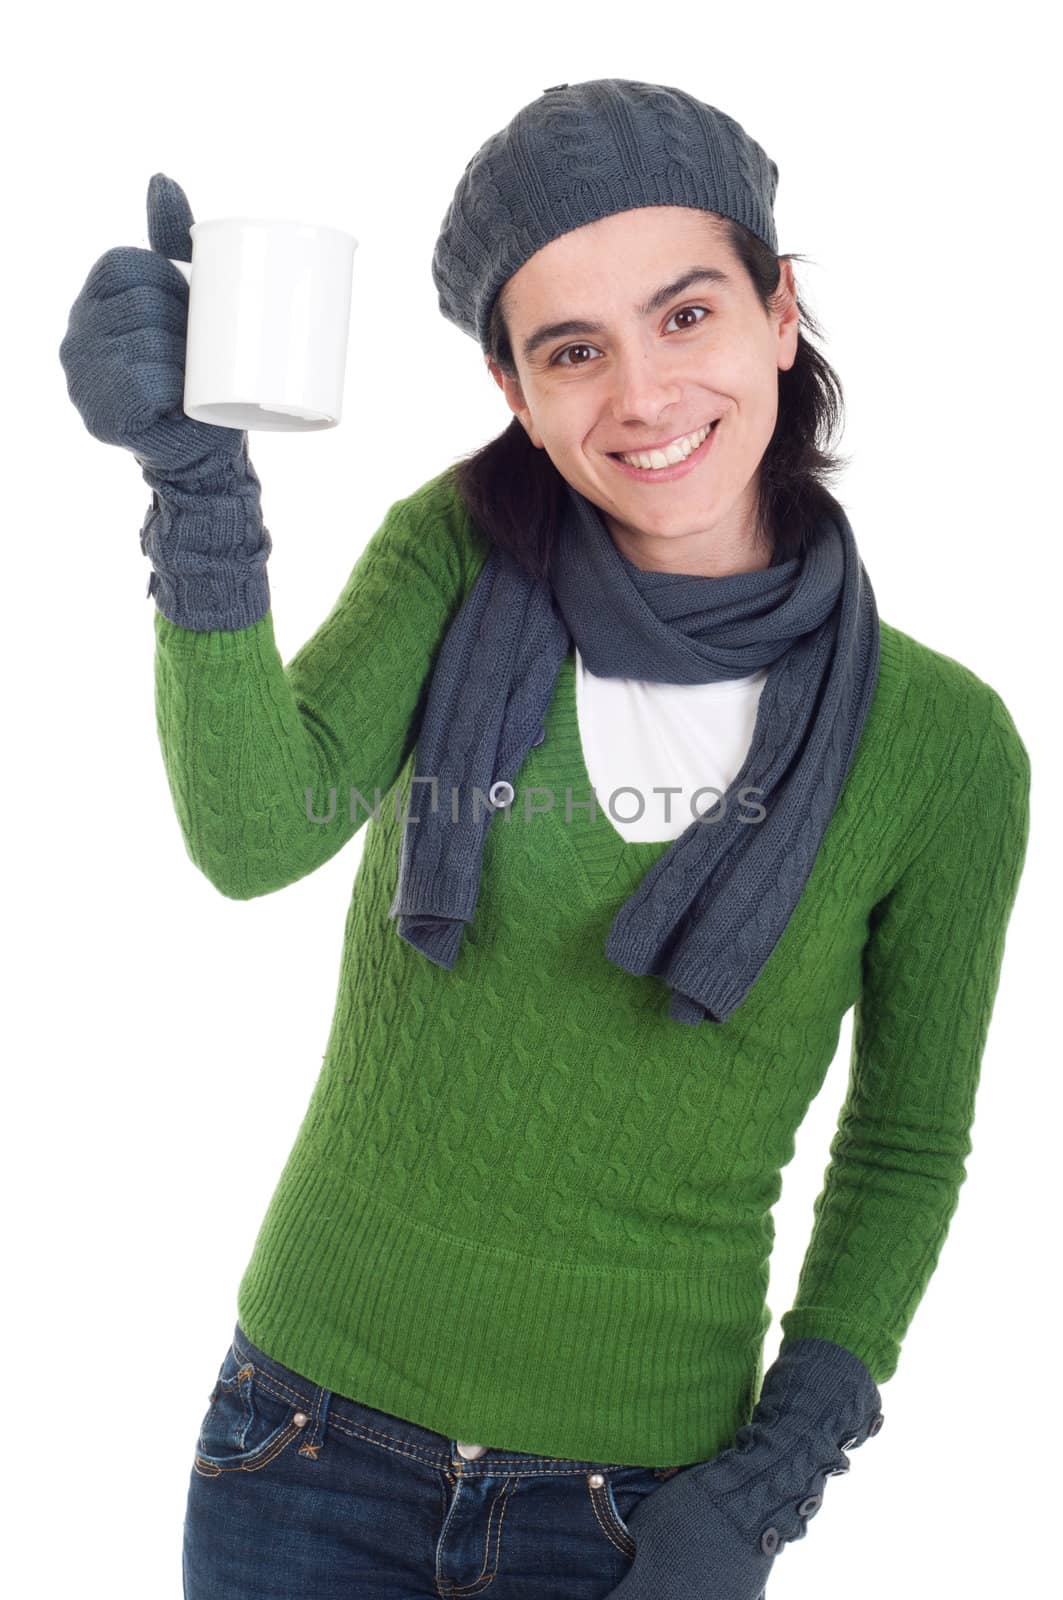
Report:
607,348,682,431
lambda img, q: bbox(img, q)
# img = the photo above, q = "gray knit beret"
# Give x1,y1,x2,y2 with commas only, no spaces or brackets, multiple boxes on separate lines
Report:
431,77,780,353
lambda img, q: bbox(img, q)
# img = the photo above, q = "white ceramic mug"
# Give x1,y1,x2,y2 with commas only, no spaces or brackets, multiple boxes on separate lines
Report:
168,216,358,431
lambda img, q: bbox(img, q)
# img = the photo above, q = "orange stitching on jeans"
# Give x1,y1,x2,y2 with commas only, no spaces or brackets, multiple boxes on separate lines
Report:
297,1370,329,1460
587,1477,636,1558
230,1341,314,1408
192,1420,301,1478
324,1413,461,1471
324,1408,643,1478
435,1474,519,1596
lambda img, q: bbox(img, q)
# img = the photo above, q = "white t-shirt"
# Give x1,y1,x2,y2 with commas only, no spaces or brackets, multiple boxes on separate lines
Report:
573,644,768,842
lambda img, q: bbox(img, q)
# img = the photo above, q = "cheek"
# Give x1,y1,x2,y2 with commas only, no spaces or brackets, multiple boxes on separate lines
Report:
548,399,600,453
709,333,773,396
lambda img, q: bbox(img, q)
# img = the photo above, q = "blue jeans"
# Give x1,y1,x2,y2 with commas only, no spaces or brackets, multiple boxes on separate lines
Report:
182,1320,697,1598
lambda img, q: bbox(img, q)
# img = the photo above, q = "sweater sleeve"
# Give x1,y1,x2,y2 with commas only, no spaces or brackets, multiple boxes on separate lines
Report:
151,469,489,899
778,684,1032,1382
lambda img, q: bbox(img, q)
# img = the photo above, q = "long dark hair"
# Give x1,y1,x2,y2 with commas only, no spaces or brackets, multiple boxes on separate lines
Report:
441,214,850,582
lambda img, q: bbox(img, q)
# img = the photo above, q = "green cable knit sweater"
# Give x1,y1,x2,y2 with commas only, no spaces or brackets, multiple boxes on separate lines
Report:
153,467,1031,1467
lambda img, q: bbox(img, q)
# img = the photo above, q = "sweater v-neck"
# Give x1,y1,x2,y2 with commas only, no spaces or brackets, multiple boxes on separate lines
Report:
529,645,673,901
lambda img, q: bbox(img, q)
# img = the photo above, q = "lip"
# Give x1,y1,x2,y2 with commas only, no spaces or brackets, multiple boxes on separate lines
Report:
607,420,719,483
607,420,717,455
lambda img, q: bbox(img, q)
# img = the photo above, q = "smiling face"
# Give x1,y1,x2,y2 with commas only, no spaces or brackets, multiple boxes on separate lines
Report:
489,207,799,576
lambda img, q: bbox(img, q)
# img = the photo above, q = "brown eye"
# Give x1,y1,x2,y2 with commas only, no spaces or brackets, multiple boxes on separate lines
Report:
550,306,710,368
552,343,598,369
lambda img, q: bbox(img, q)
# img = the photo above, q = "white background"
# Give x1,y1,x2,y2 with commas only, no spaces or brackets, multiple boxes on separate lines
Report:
6,1,1058,1593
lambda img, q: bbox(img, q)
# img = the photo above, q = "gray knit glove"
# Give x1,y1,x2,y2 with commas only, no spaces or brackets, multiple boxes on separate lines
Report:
58,173,272,631
603,1338,884,1600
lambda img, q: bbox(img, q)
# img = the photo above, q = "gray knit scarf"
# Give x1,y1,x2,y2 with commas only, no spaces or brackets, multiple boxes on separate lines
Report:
388,480,879,1025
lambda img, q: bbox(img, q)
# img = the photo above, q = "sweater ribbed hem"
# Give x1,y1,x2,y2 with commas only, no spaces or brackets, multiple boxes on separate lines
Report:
235,1136,771,1467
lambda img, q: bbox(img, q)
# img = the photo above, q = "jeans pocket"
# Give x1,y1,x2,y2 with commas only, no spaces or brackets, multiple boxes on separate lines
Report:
193,1341,305,1478
586,1467,662,1562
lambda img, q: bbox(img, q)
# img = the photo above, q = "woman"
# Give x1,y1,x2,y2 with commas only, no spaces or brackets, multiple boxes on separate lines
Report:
59,78,1030,1600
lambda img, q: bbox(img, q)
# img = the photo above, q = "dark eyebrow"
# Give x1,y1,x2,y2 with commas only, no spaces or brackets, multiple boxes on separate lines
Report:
520,265,733,364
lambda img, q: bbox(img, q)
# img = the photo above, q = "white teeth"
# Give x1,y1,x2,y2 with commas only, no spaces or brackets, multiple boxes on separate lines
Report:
618,422,714,470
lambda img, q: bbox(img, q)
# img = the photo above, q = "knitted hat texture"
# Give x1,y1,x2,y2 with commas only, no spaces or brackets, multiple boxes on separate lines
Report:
431,77,780,351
